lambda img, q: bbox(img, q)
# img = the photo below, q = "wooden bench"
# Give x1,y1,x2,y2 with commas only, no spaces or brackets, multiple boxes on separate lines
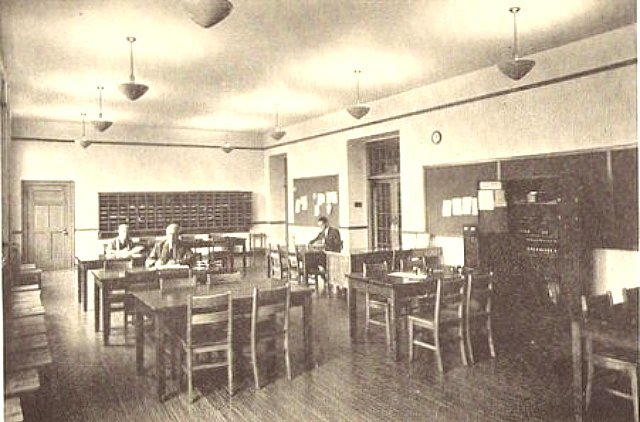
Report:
4,397,23,422
5,369,40,397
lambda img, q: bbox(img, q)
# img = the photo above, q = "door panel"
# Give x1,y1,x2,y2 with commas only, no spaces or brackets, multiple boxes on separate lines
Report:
23,181,74,270
371,178,401,249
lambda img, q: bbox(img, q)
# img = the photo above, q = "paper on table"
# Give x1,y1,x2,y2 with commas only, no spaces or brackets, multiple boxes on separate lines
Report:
494,189,507,207
300,195,308,211
452,197,463,216
478,190,495,210
326,191,338,204
471,197,478,216
462,196,473,215
442,199,452,217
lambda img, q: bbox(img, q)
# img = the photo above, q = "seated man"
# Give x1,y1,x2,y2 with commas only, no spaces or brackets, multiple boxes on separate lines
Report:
145,223,194,268
106,224,142,256
309,216,342,252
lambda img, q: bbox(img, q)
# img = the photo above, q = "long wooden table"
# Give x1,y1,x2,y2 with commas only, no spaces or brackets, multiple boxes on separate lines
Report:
346,270,458,361
133,279,314,401
76,254,144,312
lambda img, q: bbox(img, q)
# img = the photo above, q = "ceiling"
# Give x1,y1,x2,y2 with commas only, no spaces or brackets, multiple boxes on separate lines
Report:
0,0,636,135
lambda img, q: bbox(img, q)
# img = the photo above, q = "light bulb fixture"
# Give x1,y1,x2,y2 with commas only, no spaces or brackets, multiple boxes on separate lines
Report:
270,105,286,140
118,36,149,101
346,69,370,119
181,0,233,28
498,6,535,81
91,86,113,132
75,113,91,149
221,142,233,153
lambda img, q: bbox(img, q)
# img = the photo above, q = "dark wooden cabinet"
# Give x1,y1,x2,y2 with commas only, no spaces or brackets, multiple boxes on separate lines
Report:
98,191,252,238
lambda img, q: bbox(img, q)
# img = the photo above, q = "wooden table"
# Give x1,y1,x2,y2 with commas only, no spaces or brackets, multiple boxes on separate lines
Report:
133,279,314,401
76,254,144,312
346,270,458,361
92,267,156,345
182,237,248,270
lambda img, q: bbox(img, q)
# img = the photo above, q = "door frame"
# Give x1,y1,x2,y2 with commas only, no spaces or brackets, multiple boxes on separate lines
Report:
268,154,288,247
21,180,75,268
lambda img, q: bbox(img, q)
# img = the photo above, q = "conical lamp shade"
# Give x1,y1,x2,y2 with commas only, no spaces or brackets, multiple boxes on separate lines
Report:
77,139,92,149
346,104,370,119
270,129,286,140
182,0,233,28
91,119,113,132
118,82,149,101
497,58,535,81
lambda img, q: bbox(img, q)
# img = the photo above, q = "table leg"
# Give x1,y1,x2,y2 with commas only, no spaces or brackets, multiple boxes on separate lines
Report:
348,282,357,340
77,262,82,303
102,284,110,345
155,313,165,401
389,290,401,361
242,242,247,269
303,293,313,369
571,319,584,422
83,267,89,312
135,307,144,375
94,282,100,333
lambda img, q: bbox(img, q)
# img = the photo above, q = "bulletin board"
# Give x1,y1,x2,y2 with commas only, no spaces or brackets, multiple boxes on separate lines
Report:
424,163,498,236
293,175,339,226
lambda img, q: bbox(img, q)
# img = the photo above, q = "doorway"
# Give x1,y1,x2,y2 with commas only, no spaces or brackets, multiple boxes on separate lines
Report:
268,154,288,246
22,181,74,270
367,138,401,249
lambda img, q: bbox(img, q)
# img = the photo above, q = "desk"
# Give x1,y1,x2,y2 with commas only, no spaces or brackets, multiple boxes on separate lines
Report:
346,271,455,361
133,279,314,401
76,254,144,312
182,237,248,270
299,249,325,284
92,268,156,345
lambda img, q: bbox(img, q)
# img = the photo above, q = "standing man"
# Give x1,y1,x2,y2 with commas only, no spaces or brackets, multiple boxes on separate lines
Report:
145,223,194,268
309,216,342,252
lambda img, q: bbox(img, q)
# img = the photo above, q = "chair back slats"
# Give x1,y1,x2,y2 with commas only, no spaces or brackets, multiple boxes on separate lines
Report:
435,276,465,324
104,259,133,272
399,257,427,272
187,292,232,343
252,284,290,324
581,291,613,321
287,250,300,282
160,275,197,291
466,271,494,314
269,244,283,279
157,267,191,280
363,262,388,279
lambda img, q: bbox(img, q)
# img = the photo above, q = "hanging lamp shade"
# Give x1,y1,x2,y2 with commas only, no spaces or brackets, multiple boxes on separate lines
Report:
91,86,113,132
118,36,149,101
75,113,92,149
221,142,234,153
346,69,370,119
182,0,233,28
270,106,286,140
498,7,535,81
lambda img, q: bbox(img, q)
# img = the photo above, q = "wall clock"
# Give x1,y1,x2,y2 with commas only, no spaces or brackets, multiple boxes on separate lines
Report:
431,130,442,145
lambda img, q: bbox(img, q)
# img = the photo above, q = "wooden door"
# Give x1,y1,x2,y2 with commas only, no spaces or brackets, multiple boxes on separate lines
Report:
371,178,401,250
22,181,74,270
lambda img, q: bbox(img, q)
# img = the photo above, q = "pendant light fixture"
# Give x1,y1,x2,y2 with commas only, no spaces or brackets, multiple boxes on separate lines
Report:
497,6,535,81
118,36,149,101
221,142,234,153
91,86,113,132
75,113,91,149
270,105,286,140
346,69,370,119
181,0,233,28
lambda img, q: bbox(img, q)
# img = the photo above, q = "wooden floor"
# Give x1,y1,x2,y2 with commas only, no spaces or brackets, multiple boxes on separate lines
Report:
17,261,635,422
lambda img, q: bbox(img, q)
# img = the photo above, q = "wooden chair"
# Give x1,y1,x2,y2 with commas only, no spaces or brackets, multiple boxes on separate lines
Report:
278,246,290,279
268,245,284,280
464,271,496,364
296,245,325,294
363,262,391,347
103,259,134,329
582,292,638,422
399,256,427,273
123,270,159,329
172,292,233,402
408,275,467,373
250,284,291,389
287,249,301,283
623,286,639,309
157,267,191,281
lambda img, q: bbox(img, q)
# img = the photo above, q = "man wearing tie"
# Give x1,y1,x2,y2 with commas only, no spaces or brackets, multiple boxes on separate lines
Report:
145,223,193,268
309,216,342,252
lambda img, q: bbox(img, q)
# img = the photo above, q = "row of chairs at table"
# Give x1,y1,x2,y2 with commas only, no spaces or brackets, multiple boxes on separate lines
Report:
3,252,52,422
99,258,296,403
582,287,639,422
363,261,496,373
268,244,327,292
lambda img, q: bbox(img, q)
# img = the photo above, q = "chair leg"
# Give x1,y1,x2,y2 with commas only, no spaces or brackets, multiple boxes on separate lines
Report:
187,349,194,403
227,348,234,397
630,367,639,422
364,292,371,336
251,335,260,390
466,317,474,365
458,321,468,367
408,320,414,362
284,331,292,381
486,315,496,358
170,341,177,380
384,305,391,350
434,330,444,373
585,336,594,410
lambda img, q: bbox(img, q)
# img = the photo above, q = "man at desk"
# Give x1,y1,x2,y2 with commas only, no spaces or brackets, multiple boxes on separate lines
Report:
309,216,342,252
106,224,142,256
145,223,194,268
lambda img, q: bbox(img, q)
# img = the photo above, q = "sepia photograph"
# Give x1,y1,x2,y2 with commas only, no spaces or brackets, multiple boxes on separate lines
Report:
0,0,638,421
